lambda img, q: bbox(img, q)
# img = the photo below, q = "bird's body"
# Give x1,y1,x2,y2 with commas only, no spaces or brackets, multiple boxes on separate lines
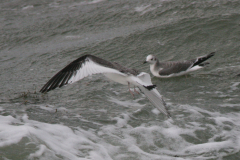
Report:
144,52,215,78
40,54,171,118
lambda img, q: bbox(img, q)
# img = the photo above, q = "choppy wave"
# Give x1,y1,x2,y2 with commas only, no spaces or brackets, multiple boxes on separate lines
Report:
1,0,240,159
1,100,240,160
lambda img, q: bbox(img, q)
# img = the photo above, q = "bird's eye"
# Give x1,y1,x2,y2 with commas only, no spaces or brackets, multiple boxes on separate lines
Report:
151,58,153,60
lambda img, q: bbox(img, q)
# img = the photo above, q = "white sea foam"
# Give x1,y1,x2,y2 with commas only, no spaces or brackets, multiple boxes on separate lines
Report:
22,5,34,10
219,103,240,108
151,108,160,114
229,82,240,92
1,104,240,159
87,0,105,4
134,4,159,15
49,2,60,8
182,140,234,155
135,4,152,12
69,0,105,7
29,144,46,158
108,96,145,108
0,115,113,160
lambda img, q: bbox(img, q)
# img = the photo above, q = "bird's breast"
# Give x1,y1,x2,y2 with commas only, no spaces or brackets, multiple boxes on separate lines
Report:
150,64,161,77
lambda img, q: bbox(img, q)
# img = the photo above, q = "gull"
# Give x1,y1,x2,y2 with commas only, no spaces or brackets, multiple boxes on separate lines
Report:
40,54,171,118
144,52,215,78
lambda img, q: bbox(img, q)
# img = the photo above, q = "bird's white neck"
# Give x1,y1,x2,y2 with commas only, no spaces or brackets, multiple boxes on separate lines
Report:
150,63,159,77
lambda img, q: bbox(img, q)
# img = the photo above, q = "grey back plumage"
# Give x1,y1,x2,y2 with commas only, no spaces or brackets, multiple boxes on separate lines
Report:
155,52,215,76
157,61,193,76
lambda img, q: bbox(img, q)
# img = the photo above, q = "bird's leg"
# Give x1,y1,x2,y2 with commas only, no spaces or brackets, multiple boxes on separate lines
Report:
128,82,135,98
134,86,140,94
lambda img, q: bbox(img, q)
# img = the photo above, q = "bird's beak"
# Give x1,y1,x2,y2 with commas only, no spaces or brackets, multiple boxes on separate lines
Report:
143,61,147,64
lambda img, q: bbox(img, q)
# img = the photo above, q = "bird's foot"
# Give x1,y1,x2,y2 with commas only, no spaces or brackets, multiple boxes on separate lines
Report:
128,82,135,98
134,87,140,94
129,89,135,98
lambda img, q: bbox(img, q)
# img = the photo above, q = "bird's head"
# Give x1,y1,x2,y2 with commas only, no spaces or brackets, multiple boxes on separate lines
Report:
143,55,157,64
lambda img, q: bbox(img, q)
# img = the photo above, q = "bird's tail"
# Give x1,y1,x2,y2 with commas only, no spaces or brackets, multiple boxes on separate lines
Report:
192,52,215,67
144,85,156,90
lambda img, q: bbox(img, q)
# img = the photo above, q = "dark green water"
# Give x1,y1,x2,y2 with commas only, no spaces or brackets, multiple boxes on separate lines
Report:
0,0,240,159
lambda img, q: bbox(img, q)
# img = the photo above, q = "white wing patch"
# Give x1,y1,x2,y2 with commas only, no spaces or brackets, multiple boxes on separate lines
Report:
136,72,152,84
40,56,129,93
131,72,154,88
68,58,125,84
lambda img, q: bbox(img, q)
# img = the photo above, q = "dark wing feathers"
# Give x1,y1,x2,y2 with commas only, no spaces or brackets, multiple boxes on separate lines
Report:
40,54,139,93
192,52,215,67
40,55,89,93
90,55,118,70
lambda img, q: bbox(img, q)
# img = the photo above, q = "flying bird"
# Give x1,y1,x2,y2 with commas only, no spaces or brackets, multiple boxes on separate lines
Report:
40,54,171,118
144,52,215,78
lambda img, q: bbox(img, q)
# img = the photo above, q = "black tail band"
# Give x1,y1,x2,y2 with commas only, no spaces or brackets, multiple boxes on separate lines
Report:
144,85,156,90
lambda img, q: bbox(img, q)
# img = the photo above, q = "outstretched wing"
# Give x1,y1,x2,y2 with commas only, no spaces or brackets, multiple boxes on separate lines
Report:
40,54,125,93
135,73,171,118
